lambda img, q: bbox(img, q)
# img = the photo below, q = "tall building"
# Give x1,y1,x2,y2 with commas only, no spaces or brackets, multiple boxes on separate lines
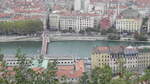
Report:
147,18,150,33
83,0,90,12
91,46,150,73
138,46,150,72
74,0,81,11
115,8,142,33
49,12,97,32
49,13,60,30
60,14,95,32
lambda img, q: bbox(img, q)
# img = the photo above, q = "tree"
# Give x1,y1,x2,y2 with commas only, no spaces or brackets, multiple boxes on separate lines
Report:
91,65,112,84
134,32,148,41
61,76,68,84
139,69,150,84
101,29,107,35
14,49,30,84
110,78,126,84
107,33,120,40
79,30,85,35
79,72,90,84
0,48,4,61
0,19,43,35
107,28,117,34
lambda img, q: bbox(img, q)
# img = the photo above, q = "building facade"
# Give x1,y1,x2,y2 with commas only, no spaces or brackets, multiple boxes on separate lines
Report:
60,15,95,32
49,13,60,30
147,18,150,33
91,46,150,73
115,8,142,33
49,13,96,32
116,19,142,33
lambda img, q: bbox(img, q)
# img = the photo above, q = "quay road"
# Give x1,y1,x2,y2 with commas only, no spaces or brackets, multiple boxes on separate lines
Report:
0,36,40,42
1,33,150,42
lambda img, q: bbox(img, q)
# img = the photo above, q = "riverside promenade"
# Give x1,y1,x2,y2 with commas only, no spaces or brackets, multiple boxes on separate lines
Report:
0,35,150,43
0,35,107,42
0,36,41,42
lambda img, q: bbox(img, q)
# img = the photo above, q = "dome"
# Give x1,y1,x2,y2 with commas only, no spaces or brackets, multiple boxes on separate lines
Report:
120,8,140,19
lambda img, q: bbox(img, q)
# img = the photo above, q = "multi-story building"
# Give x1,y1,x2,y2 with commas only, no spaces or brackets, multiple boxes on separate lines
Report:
4,55,85,83
109,46,139,73
74,0,81,11
49,12,97,32
91,46,110,68
138,46,150,72
115,8,142,33
146,18,150,33
60,14,95,32
49,13,60,30
3,55,32,66
91,46,150,73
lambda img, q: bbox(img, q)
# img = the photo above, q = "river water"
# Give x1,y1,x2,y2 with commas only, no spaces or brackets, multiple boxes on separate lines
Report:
0,41,150,58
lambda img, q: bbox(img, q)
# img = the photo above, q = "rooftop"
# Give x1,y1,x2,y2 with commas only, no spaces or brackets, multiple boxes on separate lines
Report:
119,8,140,19
56,60,84,78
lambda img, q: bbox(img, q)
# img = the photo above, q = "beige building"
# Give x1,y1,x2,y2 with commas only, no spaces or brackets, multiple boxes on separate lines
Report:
116,8,142,33
147,19,150,33
91,46,110,69
91,46,150,73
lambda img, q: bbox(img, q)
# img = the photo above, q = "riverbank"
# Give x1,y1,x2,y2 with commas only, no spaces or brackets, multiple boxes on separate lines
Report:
0,35,150,43
50,35,150,43
0,36,41,42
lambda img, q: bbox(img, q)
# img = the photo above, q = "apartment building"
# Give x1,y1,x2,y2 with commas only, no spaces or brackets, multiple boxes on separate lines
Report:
146,18,150,33
138,46,150,72
116,8,142,33
49,13,60,30
49,13,96,32
91,46,150,73
3,55,85,83
60,14,95,32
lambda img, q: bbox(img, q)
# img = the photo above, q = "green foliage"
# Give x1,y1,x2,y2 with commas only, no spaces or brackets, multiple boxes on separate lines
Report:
0,48,4,61
101,27,117,35
110,78,126,84
101,29,107,35
85,27,100,33
134,32,148,41
139,69,150,83
91,65,112,84
79,72,90,84
0,19,43,35
0,49,61,84
79,30,85,34
107,28,117,34
107,33,120,40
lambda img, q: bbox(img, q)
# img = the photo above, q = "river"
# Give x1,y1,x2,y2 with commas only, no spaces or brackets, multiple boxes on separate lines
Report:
0,40,150,58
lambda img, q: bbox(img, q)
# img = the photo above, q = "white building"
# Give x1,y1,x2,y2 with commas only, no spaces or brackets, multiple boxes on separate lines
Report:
74,0,81,11
49,13,60,30
147,18,150,33
116,19,142,33
60,14,95,32
109,46,139,73
115,8,142,33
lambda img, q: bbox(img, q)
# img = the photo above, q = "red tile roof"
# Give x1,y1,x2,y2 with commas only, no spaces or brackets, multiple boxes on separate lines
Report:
56,60,84,78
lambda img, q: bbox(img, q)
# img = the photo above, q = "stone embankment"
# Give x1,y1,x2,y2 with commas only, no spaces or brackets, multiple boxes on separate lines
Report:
0,36,41,42
0,35,150,43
